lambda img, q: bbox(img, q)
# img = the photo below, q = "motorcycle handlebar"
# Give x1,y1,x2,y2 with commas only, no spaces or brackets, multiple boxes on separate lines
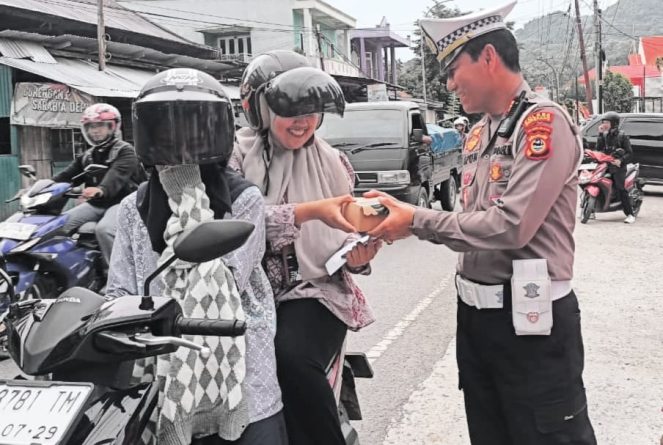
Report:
176,318,247,337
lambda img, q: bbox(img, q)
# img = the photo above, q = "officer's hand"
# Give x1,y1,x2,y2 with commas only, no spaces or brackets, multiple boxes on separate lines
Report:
610,159,622,167
346,238,383,269
295,195,356,233
363,190,415,243
82,187,103,199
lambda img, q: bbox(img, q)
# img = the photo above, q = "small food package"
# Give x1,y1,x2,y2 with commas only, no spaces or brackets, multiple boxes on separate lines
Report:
342,197,389,233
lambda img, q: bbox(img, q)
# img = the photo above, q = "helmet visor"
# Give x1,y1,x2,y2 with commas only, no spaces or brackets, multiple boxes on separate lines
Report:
263,69,345,119
82,121,115,146
133,100,235,166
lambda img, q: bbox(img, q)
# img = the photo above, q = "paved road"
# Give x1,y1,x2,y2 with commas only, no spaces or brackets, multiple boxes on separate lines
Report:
2,191,662,444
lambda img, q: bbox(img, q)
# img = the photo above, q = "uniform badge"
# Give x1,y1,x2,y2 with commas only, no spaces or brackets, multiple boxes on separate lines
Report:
527,312,540,323
489,162,503,181
464,125,483,153
523,282,540,298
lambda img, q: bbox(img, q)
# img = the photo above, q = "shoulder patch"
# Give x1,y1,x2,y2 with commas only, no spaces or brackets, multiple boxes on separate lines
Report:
523,109,554,160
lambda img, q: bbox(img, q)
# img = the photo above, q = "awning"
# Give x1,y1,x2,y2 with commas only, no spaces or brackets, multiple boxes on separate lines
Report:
0,56,155,98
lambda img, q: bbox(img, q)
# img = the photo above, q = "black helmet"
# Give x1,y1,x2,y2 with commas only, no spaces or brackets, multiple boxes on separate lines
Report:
263,67,345,121
132,68,235,166
239,50,311,130
602,111,620,129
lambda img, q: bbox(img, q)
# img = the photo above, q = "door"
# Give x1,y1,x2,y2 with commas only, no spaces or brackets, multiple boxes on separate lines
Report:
0,155,20,220
620,117,663,183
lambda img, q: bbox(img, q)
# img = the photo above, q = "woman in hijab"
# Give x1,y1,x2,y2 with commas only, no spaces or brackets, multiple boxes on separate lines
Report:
106,68,287,445
230,52,382,445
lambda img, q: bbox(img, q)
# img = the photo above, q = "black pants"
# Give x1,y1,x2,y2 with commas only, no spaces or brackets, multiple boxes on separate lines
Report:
457,288,597,445
610,166,633,216
275,299,347,445
191,411,288,445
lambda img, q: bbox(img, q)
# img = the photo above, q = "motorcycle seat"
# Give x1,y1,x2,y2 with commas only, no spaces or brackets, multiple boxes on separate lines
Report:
78,221,97,235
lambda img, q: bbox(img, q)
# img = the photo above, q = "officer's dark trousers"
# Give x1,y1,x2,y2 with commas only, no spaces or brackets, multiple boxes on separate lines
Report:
609,166,633,216
457,288,597,445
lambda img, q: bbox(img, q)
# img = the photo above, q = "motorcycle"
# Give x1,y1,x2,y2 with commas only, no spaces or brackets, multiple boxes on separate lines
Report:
578,149,644,224
0,219,252,445
0,164,108,358
326,343,374,445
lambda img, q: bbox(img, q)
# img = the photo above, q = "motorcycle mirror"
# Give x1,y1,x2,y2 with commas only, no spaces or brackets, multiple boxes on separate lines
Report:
173,220,255,263
18,165,36,179
140,220,254,310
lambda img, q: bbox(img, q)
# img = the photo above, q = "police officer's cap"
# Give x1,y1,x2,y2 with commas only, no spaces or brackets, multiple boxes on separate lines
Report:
419,1,517,71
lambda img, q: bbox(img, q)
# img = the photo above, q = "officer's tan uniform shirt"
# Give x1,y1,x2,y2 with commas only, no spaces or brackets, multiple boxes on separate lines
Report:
411,82,582,284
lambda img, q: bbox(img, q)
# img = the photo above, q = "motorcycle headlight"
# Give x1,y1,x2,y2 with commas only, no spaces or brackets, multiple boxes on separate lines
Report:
20,192,52,209
377,170,410,185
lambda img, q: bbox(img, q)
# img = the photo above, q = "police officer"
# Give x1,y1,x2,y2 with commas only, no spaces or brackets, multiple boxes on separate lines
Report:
363,2,597,444
596,111,635,223
53,103,144,263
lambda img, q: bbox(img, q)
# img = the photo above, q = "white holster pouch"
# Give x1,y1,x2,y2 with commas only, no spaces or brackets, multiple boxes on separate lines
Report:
511,259,553,336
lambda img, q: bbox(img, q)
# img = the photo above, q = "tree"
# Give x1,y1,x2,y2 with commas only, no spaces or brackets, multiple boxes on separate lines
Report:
603,71,633,113
397,1,465,103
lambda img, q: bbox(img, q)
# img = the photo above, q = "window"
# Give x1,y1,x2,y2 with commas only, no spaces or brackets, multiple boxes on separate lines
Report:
0,118,11,155
621,119,663,141
219,40,226,54
229,39,235,54
238,38,244,54
50,129,85,162
365,52,373,78
582,119,601,138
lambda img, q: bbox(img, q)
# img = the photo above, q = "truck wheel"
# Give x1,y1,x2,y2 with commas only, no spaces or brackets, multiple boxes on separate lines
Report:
440,177,457,211
416,188,431,208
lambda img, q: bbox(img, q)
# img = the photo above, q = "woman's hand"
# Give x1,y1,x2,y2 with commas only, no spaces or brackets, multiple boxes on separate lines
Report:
346,238,383,269
294,195,355,232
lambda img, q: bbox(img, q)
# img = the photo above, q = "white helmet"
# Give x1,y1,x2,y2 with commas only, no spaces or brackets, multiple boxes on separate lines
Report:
454,116,469,127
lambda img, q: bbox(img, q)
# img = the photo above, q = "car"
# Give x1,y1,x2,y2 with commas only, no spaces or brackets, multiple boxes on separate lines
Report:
317,101,462,210
581,113,663,185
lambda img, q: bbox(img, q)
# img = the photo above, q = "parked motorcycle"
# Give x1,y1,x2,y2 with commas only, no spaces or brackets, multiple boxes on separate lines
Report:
326,343,374,445
578,149,644,224
0,164,108,358
0,219,252,445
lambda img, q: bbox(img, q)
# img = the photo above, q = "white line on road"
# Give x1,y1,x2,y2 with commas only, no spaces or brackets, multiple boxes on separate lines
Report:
365,275,452,365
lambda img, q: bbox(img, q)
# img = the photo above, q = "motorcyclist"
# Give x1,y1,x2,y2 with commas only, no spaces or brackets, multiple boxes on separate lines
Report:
595,111,636,223
53,103,144,261
454,116,470,146
107,68,288,444
231,52,382,445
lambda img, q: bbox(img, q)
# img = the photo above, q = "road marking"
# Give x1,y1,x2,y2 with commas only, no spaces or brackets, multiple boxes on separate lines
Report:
365,275,452,364
383,337,469,445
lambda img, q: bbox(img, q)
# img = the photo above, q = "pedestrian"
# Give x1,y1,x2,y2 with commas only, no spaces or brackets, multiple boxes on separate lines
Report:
231,52,381,445
595,111,636,223
53,103,144,264
364,2,597,444
106,68,287,445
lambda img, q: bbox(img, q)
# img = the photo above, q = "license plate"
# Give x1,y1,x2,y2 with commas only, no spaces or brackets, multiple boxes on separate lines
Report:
0,381,93,445
0,222,37,241
578,163,597,171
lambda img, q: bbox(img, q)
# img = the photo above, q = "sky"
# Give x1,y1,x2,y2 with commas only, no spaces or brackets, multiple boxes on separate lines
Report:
326,0,619,61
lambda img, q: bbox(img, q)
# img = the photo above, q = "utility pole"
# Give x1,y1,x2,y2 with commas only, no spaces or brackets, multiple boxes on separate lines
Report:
315,25,325,72
419,21,428,103
574,0,593,114
593,0,603,114
97,0,106,71
575,75,580,124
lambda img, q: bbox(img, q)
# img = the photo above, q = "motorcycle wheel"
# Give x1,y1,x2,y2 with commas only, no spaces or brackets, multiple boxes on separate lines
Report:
581,196,596,224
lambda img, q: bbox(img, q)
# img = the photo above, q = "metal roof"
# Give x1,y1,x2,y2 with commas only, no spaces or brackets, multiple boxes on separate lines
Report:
0,38,56,63
0,0,189,44
0,56,155,97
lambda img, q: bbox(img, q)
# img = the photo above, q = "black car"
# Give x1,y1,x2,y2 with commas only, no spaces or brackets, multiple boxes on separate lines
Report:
581,113,663,185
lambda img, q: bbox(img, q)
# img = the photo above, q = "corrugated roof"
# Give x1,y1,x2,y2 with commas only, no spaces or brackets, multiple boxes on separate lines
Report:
0,56,155,97
0,0,188,44
0,38,56,63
